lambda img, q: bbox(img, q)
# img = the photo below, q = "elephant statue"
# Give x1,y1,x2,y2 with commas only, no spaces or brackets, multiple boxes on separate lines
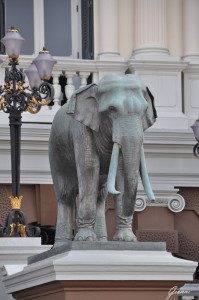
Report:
49,74,157,245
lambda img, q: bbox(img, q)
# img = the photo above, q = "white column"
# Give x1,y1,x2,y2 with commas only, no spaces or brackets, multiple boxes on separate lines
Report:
118,0,134,60
182,0,199,62
65,73,76,101
33,0,44,54
167,0,183,57
79,72,90,88
52,72,61,108
133,0,169,58
97,0,124,61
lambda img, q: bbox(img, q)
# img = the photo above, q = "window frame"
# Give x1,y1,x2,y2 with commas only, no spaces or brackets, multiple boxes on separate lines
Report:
33,0,81,58
0,0,82,57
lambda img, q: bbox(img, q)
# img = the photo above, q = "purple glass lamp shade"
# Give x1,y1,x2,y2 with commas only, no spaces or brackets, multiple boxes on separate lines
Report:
1,27,24,58
33,47,57,80
24,63,42,89
191,119,199,142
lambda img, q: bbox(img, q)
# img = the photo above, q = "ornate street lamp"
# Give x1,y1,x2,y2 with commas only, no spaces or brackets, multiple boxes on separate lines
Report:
0,27,57,237
191,119,199,158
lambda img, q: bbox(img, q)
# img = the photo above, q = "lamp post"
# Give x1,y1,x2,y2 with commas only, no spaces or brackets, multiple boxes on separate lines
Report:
191,119,199,158
0,27,57,237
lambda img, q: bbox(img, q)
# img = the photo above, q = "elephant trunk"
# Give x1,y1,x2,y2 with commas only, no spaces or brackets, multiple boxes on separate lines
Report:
121,137,141,216
107,142,120,195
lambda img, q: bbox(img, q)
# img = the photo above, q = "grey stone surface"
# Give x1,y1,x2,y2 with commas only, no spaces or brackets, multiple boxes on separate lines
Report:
28,241,166,265
180,283,199,296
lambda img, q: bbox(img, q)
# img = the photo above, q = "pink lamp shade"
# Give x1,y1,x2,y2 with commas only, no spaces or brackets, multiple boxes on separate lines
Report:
33,47,57,80
1,27,24,58
191,119,199,142
24,63,42,89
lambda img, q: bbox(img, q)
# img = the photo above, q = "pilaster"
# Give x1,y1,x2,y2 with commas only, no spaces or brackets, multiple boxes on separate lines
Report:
182,0,199,63
97,0,124,62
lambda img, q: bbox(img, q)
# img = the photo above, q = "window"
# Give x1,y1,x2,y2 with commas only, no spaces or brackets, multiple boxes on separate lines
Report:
0,0,94,59
0,0,82,58
44,0,72,57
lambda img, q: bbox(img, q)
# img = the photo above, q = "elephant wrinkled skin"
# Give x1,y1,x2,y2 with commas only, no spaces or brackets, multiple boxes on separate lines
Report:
49,74,157,245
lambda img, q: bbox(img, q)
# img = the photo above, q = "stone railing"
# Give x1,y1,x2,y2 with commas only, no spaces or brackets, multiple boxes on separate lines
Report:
0,55,198,210
0,55,127,124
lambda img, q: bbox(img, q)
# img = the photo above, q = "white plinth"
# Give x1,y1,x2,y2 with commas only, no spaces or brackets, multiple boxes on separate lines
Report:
3,249,197,295
0,238,51,300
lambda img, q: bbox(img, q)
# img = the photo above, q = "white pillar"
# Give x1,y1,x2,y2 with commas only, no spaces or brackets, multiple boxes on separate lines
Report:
52,72,61,108
118,0,134,60
133,0,169,58
65,73,75,101
167,0,183,57
182,0,199,62
79,72,90,88
97,0,123,61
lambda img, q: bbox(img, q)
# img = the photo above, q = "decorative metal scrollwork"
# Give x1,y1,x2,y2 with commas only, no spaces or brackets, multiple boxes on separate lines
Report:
0,59,53,116
0,56,54,238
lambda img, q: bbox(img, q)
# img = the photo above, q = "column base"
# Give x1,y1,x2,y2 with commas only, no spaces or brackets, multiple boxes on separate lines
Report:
132,47,170,59
97,52,125,62
96,53,126,80
182,54,199,64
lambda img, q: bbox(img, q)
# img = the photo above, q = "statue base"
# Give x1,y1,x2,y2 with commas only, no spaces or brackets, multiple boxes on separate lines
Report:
28,241,166,264
3,242,197,300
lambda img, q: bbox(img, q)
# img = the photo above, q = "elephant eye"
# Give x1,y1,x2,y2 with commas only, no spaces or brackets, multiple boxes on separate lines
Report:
108,106,117,113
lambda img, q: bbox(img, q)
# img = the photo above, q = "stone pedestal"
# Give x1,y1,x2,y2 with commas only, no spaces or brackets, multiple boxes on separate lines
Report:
180,283,199,299
0,238,51,300
3,242,197,300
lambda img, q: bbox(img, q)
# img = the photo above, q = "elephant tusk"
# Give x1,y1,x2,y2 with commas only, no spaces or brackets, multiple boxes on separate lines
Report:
107,142,121,195
140,145,155,201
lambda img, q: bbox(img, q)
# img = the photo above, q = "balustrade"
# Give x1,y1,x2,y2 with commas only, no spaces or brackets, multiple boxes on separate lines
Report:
64,72,76,101
0,56,112,123
52,71,61,107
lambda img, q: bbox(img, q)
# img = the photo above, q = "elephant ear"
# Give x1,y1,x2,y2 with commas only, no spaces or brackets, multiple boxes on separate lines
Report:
142,87,157,131
66,83,99,132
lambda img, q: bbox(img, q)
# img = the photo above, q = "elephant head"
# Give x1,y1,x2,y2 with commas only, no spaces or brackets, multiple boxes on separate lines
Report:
66,74,157,213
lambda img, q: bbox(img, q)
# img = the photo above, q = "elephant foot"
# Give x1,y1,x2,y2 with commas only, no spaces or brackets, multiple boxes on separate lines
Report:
53,239,72,248
74,228,98,241
113,228,137,242
98,236,108,242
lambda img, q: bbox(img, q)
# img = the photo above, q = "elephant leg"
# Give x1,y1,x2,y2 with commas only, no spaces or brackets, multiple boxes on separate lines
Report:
95,176,108,241
74,127,100,241
53,174,77,247
113,154,137,242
